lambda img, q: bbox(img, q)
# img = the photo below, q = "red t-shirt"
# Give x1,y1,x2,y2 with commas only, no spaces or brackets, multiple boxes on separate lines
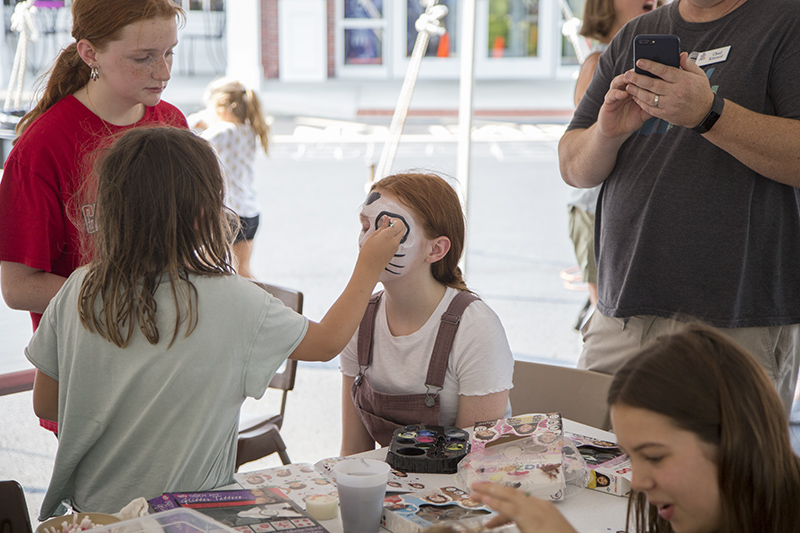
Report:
0,95,188,330
0,97,187,433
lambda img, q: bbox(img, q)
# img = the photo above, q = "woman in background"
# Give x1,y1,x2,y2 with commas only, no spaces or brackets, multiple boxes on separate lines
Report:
567,0,659,328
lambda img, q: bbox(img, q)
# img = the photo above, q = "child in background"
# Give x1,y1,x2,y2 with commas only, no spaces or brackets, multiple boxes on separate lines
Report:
190,78,269,279
26,127,404,518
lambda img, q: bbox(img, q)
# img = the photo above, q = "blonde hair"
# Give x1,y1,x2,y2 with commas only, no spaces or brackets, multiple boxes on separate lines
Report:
205,77,270,154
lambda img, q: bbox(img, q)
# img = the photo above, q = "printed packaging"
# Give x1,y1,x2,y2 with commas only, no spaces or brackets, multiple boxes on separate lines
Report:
567,432,632,497
457,413,572,501
381,486,493,533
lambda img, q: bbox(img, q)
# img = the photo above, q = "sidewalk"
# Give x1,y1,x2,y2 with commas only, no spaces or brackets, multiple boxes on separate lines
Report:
163,75,577,123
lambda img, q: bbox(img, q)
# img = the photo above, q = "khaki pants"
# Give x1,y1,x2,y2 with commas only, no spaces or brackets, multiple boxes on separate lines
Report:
579,311,800,416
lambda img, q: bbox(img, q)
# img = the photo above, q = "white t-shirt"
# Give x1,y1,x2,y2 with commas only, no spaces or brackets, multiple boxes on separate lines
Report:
202,121,259,217
26,269,308,517
340,287,514,426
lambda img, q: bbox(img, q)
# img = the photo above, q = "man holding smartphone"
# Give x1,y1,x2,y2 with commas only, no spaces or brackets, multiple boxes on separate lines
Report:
558,0,800,415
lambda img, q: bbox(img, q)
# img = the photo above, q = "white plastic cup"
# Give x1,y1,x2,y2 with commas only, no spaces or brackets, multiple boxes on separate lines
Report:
333,458,391,533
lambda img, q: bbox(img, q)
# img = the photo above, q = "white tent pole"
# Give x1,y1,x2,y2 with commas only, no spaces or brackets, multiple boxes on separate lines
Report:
372,0,447,183
457,0,476,276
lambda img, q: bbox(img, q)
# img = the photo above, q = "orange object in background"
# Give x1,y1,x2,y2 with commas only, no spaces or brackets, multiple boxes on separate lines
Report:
492,36,505,58
436,32,450,57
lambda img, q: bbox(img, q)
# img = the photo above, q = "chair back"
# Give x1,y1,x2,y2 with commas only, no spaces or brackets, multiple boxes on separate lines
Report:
0,480,33,533
509,360,614,430
250,281,303,423
236,281,305,469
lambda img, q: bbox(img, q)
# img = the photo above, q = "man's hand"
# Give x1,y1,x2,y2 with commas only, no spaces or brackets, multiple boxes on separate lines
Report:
596,71,653,140
624,52,715,128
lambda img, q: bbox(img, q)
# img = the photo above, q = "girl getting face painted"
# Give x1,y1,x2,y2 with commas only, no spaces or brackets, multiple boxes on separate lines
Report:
359,190,426,279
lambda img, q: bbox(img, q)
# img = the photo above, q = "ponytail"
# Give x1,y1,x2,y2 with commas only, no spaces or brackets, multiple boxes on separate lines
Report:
206,79,270,155
16,43,89,136
244,88,269,155
434,264,469,292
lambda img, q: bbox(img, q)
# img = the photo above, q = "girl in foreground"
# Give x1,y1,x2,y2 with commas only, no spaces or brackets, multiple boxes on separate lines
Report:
189,78,270,279
340,172,514,455
471,324,800,533
25,127,405,518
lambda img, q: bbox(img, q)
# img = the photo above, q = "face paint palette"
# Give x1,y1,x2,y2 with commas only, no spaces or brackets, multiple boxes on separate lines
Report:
386,425,471,474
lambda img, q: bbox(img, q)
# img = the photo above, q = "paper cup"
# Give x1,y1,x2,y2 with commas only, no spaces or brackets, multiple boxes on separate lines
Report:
333,458,390,533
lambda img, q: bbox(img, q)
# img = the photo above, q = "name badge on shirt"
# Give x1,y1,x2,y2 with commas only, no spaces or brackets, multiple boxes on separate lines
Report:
694,46,731,67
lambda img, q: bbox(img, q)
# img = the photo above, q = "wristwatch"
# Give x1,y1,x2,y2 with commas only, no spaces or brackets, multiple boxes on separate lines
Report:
692,92,724,134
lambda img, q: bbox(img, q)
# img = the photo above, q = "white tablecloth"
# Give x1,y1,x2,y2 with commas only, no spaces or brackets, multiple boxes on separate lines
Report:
317,420,628,533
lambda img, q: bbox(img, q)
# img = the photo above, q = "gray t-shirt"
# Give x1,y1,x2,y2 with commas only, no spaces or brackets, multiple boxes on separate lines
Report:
568,0,800,327
26,269,308,517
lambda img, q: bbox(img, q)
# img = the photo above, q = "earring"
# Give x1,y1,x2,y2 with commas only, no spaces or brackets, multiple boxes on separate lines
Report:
89,65,99,82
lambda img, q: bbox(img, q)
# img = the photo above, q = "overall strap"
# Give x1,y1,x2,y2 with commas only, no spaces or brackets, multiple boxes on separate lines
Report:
424,291,479,388
356,291,384,367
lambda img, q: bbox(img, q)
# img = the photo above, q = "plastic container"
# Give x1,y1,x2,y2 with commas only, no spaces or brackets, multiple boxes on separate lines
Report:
89,508,234,533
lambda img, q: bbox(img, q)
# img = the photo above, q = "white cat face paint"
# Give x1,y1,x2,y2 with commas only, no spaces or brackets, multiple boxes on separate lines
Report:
359,191,426,279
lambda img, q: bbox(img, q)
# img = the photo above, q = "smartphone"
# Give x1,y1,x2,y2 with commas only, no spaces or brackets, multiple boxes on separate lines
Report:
633,34,680,79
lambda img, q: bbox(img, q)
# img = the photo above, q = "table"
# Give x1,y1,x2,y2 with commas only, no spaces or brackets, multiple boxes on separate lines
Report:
311,420,628,533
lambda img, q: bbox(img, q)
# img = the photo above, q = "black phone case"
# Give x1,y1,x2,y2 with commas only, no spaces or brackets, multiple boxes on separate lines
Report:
634,34,680,78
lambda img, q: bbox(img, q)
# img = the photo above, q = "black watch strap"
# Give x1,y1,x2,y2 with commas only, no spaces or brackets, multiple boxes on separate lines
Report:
692,93,724,134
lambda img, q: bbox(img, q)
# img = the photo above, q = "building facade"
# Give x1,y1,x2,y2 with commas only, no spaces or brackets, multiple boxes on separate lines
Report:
207,0,585,84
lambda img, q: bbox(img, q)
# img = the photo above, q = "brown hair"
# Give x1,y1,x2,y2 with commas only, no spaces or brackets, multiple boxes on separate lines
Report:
79,127,235,348
372,172,468,292
579,0,665,42
205,77,270,154
608,323,800,533
16,0,184,135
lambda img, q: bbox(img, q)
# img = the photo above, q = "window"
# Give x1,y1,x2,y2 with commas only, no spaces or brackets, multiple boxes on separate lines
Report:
405,0,459,58
487,0,539,58
338,0,388,75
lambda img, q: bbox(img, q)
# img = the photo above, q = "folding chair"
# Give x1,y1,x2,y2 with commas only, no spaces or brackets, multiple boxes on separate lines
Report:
509,360,615,430
236,281,303,470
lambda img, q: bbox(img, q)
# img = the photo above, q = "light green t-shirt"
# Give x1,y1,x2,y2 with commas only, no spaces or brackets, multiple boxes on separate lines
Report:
26,268,308,518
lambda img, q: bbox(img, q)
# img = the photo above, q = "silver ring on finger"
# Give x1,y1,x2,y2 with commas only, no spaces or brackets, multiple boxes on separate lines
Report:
653,94,660,108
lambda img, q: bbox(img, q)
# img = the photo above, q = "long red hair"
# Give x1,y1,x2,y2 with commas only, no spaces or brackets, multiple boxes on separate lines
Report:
16,0,184,136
